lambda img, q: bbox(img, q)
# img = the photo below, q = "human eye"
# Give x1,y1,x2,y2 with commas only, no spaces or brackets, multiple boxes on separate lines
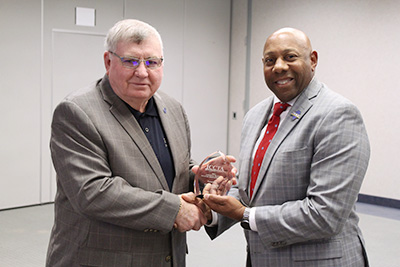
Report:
122,57,140,68
145,58,162,69
285,54,297,61
263,57,275,66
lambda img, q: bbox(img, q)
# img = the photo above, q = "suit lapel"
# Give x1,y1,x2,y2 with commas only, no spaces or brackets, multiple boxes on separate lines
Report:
239,99,274,204
99,76,169,190
251,79,321,201
152,93,184,193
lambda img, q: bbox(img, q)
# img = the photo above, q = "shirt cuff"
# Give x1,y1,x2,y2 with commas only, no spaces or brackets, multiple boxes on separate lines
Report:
249,207,258,231
206,210,219,227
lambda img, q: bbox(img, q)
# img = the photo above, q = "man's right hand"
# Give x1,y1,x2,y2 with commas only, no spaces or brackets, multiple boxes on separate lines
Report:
173,195,207,232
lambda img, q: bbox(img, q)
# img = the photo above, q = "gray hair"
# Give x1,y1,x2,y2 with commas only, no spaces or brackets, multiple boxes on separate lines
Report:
105,19,163,52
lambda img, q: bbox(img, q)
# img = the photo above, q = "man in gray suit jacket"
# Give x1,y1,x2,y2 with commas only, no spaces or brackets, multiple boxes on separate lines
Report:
202,28,370,266
46,19,206,267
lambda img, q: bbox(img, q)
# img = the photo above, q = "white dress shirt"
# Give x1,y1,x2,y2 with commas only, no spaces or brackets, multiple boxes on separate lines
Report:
249,96,298,231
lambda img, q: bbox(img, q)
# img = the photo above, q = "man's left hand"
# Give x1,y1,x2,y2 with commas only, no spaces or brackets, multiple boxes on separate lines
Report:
202,183,245,221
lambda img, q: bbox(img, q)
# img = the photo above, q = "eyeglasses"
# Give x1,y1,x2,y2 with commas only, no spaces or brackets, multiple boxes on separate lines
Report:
109,51,163,69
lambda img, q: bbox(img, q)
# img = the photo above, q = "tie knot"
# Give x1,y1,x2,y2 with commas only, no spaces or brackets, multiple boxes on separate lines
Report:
273,102,290,116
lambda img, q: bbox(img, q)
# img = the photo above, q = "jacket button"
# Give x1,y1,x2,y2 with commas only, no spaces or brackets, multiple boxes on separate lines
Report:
165,255,171,262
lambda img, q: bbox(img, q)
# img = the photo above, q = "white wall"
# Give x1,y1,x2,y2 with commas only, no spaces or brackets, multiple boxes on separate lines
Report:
0,0,231,209
0,0,42,209
2,0,399,209
229,0,400,201
227,0,249,159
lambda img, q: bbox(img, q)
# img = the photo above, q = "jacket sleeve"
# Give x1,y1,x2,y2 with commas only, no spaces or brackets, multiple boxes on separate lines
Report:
50,100,181,233
255,102,370,248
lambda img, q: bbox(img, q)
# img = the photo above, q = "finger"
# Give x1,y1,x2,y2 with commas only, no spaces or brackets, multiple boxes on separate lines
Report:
214,176,225,184
202,204,212,221
203,183,212,195
175,223,187,233
192,165,199,174
211,176,224,187
178,227,188,233
231,177,237,186
209,183,218,195
226,155,236,163
196,201,207,214
232,166,238,176
191,212,206,231
216,179,228,195
193,222,202,231
211,176,228,195
199,212,207,226
181,192,196,203
224,180,233,194
189,196,207,213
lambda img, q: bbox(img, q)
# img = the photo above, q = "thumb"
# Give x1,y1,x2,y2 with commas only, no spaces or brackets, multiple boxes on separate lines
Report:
203,194,226,205
181,192,196,203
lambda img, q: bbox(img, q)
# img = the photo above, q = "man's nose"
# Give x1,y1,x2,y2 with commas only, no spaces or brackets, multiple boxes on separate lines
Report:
273,58,288,73
134,61,149,77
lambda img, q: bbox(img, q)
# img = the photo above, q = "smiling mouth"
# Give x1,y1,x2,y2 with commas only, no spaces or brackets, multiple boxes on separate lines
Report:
275,78,293,85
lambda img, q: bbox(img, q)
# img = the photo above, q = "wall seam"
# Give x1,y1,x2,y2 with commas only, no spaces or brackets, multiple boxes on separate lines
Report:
244,0,252,113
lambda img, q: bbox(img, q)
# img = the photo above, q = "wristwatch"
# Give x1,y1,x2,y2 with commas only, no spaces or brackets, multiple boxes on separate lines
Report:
240,207,251,230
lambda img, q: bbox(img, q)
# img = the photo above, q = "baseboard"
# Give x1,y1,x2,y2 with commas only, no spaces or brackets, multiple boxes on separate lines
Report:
358,194,400,209
0,202,53,212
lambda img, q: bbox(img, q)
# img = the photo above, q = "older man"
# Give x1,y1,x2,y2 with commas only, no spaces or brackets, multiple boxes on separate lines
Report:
46,19,206,267
203,28,370,266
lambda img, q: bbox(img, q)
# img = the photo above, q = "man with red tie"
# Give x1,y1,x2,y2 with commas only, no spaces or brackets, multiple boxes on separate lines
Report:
202,28,370,266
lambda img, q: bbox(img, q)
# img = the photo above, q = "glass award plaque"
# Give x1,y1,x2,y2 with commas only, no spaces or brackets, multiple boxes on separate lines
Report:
194,151,234,198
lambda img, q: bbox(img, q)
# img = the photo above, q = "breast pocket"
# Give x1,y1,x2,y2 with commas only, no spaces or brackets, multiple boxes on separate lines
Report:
279,145,311,166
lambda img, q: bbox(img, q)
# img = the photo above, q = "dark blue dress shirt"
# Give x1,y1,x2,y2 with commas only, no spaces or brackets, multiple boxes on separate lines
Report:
126,97,175,190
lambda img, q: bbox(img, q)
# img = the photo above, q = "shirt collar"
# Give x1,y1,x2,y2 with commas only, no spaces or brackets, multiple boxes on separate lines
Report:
273,95,299,106
126,97,158,120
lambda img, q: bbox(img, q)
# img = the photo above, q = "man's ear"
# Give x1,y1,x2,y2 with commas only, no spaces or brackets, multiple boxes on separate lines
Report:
310,50,318,72
104,51,111,75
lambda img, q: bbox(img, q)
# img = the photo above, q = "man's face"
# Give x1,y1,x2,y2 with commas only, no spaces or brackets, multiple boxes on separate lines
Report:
262,31,317,103
104,35,163,110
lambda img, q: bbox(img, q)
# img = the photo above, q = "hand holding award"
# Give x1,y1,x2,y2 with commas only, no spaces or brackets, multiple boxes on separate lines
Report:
194,151,234,198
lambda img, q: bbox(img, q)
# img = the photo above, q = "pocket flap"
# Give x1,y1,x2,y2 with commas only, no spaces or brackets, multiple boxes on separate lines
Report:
291,239,342,261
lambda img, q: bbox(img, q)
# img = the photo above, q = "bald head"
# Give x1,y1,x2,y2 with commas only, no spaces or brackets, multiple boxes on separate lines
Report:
265,28,313,57
262,27,318,102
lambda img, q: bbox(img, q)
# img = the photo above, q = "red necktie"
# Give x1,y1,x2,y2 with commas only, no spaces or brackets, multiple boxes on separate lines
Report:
250,102,290,198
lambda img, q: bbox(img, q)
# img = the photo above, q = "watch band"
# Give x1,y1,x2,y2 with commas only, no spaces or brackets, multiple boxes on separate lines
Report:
240,207,251,230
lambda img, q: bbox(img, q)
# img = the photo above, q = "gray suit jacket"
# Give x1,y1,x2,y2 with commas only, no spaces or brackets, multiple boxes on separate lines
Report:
207,79,370,266
46,75,195,267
